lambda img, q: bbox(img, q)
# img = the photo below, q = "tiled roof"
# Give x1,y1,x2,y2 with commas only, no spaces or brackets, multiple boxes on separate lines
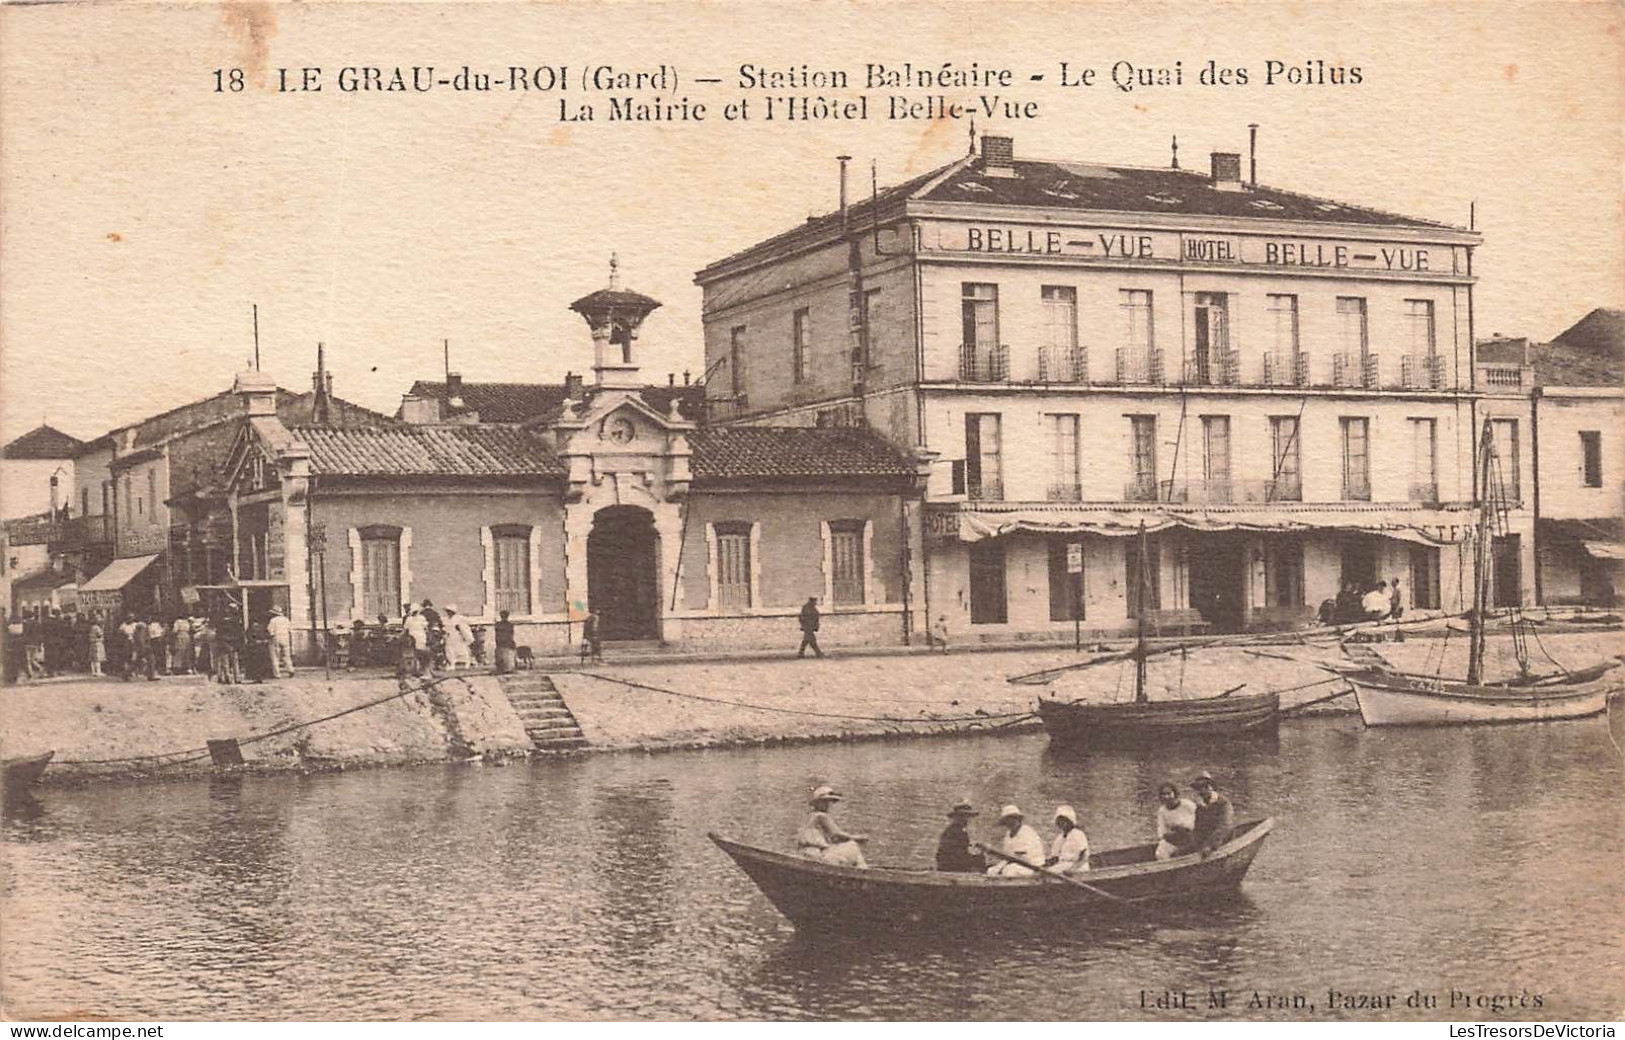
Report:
698,146,1463,280
294,424,564,479
2,424,86,460
407,381,707,425
917,159,1458,229
689,427,914,482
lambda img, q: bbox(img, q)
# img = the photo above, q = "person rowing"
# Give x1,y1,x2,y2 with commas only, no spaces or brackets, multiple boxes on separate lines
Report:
985,805,1044,877
1190,770,1235,858
795,785,869,868
935,800,985,872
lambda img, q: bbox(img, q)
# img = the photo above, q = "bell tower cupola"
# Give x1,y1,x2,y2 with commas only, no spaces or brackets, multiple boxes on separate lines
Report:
569,254,662,389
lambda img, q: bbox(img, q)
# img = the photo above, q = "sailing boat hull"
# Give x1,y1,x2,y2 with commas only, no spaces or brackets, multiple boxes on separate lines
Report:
1038,692,1280,747
1348,665,1617,727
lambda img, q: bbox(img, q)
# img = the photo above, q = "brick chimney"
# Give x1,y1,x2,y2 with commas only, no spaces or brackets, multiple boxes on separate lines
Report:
980,135,1016,177
1210,151,1244,191
563,371,585,397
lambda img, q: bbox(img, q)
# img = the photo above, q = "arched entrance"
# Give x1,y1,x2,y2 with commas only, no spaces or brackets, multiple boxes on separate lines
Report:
587,505,661,640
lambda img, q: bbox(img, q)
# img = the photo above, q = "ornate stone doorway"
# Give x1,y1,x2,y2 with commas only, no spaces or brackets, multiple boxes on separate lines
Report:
587,505,661,640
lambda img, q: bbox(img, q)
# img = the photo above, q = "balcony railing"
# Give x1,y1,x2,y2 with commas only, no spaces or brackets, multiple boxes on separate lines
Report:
1401,354,1446,389
1180,351,1241,387
1332,352,1380,389
1124,477,1161,502
968,477,1004,503
1263,351,1311,388
1481,365,1523,389
958,343,1010,382
1342,475,1372,501
1047,482,1083,503
1116,347,1165,385
50,514,113,550
1409,481,1440,505
1038,344,1089,384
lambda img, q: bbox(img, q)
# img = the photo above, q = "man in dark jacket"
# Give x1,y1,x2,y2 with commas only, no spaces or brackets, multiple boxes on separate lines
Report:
797,597,824,659
1190,770,1235,858
935,801,985,872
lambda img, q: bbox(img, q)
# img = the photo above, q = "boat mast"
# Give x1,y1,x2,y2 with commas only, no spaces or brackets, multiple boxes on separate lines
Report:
1467,422,1493,686
1135,521,1150,703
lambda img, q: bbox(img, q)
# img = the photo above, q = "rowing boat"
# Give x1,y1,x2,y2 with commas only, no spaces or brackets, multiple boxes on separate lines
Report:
2,750,54,790
1037,690,1281,747
1347,663,1616,727
710,817,1274,932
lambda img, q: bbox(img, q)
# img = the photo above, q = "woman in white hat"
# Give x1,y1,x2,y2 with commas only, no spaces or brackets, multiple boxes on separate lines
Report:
986,805,1044,877
795,785,869,868
442,604,474,669
1046,805,1090,874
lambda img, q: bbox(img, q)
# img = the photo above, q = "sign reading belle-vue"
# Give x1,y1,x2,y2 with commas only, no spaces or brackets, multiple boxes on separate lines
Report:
926,223,1440,273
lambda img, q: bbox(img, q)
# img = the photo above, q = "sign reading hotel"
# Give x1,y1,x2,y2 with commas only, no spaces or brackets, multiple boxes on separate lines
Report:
920,222,1451,275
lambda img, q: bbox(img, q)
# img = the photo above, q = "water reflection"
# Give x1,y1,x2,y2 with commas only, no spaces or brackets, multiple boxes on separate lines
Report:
2,716,1621,1020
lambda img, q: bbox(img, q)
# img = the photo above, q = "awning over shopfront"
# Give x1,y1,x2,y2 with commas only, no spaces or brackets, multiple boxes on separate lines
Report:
79,553,161,593
939,504,1479,547
1582,541,1625,561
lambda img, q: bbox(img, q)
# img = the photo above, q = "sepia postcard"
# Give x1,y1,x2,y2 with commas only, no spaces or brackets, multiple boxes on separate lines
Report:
1,0,1622,1026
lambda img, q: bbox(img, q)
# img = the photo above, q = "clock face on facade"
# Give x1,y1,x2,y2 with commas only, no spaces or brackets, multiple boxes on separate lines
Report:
605,417,636,444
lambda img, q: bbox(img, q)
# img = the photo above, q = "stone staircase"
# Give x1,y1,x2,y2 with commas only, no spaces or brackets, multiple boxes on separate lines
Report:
497,673,589,751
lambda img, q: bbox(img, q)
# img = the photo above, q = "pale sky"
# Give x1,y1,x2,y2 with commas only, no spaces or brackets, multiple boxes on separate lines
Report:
2,1,1620,444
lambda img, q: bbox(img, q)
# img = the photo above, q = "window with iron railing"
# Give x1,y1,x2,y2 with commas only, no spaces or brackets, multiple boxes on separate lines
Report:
1270,416,1302,500
1129,415,1157,499
965,413,1003,502
1048,414,1080,502
1039,344,1088,383
1118,289,1158,383
958,342,1010,382
1116,346,1164,384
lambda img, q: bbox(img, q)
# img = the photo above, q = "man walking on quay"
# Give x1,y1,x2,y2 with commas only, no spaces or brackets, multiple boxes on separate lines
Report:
797,596,824,659
266,607,294,678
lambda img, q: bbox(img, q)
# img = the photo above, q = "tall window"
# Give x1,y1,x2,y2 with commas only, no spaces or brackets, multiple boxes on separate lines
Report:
1267,294,1300,356
714,522,753,609
969,541,1007,624
123,475,133,522
1047,538,1084,621
359,526,402,620
1201,416,1231,498
1341,417,1371,500
1121,288,1154,359
1048,414,1080,501
961,283,999,348
729,326,747,398
1126,537,1161,618
1336,297,1368,358
1409,545,1441,610
792,308,811,384
1270,416,1302,500
855,288,880,381
79,487,89,518
147,469,159,526
492,525,532,615
828,520,865,606
1409,419,1438,501
1129,415,1158,498
1404,300,1436,356
1192,292,1229,383
964,413,1003,501
1042,286,1077,350
1490,419,1520,505
1580,431,1603,488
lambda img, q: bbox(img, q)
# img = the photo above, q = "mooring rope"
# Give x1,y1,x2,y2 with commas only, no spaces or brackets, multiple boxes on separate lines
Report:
574,671,1038,726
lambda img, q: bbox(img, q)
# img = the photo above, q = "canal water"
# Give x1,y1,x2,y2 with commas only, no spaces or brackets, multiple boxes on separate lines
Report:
3,716,1622,1021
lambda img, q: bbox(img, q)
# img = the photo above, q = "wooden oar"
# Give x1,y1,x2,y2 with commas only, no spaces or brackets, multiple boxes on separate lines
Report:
1275,686,1354,717
976,843,1160,918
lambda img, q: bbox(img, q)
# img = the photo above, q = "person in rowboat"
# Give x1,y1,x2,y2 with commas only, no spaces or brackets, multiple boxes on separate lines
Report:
1190,771,1235,859
986,805,1044,877
1154,782,1198,860
795,785,868,868
934,800,984,872
1045,805,1090,873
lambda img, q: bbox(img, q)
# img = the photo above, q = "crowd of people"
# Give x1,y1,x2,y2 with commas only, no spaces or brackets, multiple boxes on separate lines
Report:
794,771,1237,875
0,603,298,685
1319,576,1406,627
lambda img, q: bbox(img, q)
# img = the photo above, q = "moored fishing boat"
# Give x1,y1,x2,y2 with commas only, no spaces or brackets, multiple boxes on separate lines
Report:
1350,422,1623,728
711,818,1273,932
2,750,54,790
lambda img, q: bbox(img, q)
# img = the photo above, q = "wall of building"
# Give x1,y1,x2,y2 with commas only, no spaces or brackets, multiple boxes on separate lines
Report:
1535,391,1624,520
1,458,69,520
111,454,171,557
676,487,910,614
919,389,1472,506
307,487,566,625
